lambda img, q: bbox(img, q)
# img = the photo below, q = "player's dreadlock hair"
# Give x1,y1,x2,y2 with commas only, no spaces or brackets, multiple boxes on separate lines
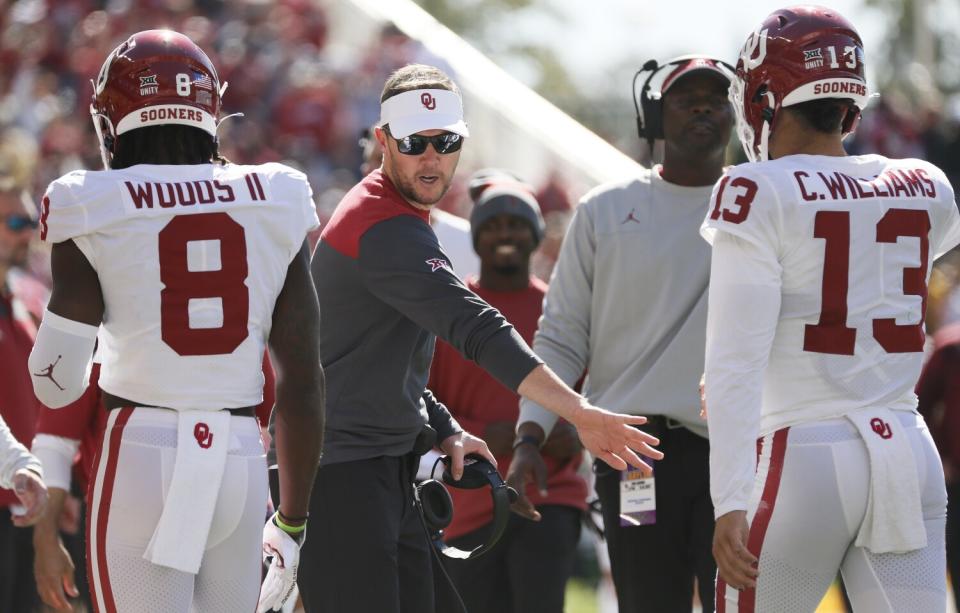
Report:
787,99,856,134
110,125,230,169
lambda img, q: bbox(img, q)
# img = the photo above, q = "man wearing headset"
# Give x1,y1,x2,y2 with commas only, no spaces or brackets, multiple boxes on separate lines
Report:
305,63,662,613
508,56,734,612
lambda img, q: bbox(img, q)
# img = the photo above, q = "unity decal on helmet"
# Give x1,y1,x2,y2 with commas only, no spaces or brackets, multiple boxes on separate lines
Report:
803,48,824,69
139,74,159,96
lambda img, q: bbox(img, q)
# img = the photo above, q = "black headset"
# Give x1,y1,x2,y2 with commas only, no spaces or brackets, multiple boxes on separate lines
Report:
415,454,518,560
633,54,736,150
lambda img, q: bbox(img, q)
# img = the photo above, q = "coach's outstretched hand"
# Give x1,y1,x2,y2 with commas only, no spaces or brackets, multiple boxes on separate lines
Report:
515,364,662,472
258,513,304,613
570,405,662,472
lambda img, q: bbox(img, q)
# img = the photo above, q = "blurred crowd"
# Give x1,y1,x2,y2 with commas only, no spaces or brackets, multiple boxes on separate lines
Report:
0,0,578,296
6,1,960,323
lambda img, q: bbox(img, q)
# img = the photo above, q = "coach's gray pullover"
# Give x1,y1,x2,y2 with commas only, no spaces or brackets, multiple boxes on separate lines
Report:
519,167,713,438
314,170,543,466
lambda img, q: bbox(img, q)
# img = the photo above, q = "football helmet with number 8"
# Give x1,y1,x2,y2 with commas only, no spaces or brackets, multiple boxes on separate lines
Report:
90,30,225,168
731,5,869,162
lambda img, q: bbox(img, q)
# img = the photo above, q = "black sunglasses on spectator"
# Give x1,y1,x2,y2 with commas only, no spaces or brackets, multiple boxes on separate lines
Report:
386,129,463,155
4,215,38,232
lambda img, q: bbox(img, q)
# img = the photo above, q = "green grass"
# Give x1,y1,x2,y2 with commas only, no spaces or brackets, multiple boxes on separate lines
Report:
565,578,599,613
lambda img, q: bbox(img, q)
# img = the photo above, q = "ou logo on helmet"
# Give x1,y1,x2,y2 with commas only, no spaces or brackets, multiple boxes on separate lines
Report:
421,92,436,110
738,28,769,73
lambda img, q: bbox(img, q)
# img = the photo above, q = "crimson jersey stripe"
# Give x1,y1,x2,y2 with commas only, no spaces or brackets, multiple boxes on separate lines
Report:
244,174,258,200
88,407,133,613
251,173,266,200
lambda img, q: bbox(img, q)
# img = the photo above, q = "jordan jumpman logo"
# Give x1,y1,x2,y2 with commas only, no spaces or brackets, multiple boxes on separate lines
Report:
34,355,64,391
621,208,641,225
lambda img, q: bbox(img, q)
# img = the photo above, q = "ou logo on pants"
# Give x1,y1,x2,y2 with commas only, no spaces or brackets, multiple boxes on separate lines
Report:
870,418,893,440
194,422,214,449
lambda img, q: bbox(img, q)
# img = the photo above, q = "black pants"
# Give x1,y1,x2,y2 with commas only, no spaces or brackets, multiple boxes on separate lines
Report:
297,455,433,613
594,423,715,613
948,480,960,611
0,508,40,612
433,505,582,613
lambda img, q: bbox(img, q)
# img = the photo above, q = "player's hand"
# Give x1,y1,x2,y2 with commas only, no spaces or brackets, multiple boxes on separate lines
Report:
34,532,79,611
258,514,304,613
569,405,662,473
440,431,497,481
541,421,582,460
699,373,707,420
11,469,48,527
713,510,758,590
505,441,548,521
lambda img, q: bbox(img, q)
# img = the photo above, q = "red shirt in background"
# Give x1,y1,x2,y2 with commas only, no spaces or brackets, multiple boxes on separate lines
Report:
917,323,960,476
0,292,40,508
428,276,587,539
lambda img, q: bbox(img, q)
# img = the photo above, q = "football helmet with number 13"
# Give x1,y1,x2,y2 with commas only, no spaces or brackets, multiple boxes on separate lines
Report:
731,5,869,162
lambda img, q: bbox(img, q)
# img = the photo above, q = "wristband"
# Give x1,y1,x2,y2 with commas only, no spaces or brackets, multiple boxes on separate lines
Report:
278,509,309,523
512,434,542,451
273,512,306,535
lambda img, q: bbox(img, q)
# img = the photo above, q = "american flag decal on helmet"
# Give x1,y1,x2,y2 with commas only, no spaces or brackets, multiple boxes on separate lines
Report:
193,71,214,91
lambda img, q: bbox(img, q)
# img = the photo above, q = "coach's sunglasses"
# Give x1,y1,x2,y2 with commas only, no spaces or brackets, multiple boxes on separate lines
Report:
387,129,464,156
3,214,38,233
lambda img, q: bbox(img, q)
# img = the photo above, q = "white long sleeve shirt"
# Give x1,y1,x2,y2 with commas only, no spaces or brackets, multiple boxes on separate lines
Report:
519,166,715,437
0,414,42,490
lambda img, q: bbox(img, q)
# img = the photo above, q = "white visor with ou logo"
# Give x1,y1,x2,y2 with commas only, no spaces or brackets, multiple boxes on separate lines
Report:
379,89,469,139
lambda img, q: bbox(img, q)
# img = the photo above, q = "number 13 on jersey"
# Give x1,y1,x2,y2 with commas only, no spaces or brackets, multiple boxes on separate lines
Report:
710,176,931,357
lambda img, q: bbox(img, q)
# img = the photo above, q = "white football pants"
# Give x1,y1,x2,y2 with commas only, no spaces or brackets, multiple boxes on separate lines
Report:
717,411,947,613
87,407,268,613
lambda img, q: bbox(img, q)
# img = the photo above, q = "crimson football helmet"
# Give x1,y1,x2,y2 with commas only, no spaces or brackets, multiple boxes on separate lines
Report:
90,30,226,168
731,5,869,162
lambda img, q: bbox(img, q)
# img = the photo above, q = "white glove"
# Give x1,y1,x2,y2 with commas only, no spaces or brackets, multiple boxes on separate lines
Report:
257,514,304,613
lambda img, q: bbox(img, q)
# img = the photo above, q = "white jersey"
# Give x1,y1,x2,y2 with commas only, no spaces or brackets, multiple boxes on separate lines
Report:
702,154,960,515
40,163,319,410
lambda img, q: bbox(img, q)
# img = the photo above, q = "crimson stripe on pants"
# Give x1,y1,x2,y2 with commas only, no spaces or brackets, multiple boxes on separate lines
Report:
737,428,789,613
87,407,133,613
716,578,728,613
